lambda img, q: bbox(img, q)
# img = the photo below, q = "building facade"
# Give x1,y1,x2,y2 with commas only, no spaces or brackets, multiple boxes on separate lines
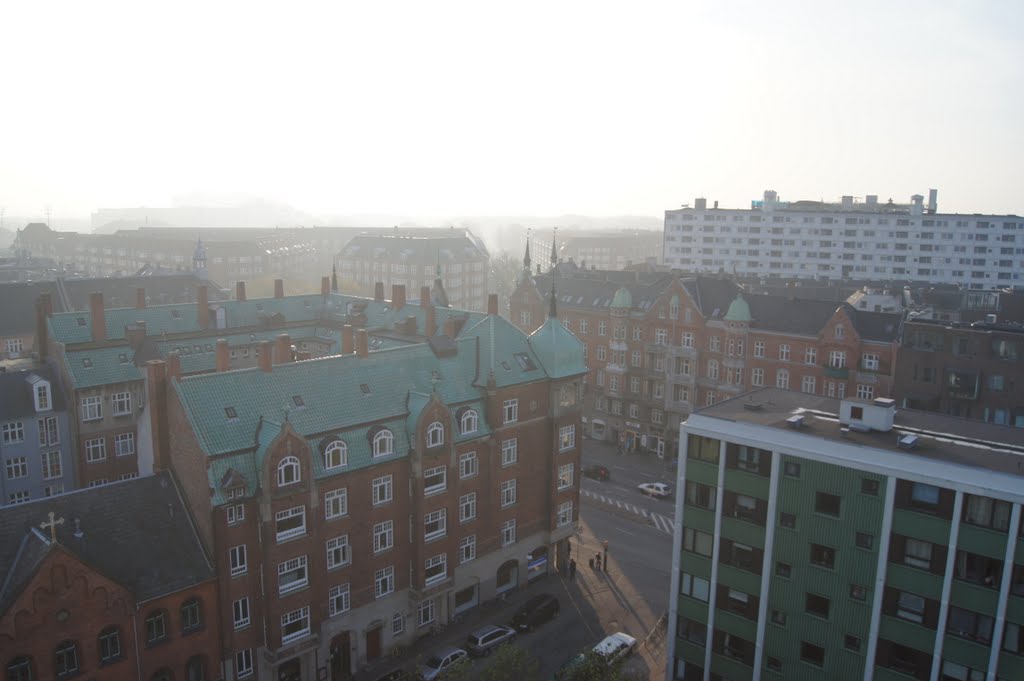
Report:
335,228,490,312
511,264,899,460
0,473,220,681
160,292,585,680
664,190,1024,288
894,318,1024,427
666,389,1024,681
557,230,664,270
0,367,74,506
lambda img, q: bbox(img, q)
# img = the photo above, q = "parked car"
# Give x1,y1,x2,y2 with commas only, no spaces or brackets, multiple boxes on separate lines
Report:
637,482,672,499
416,647,469,681
510,593,560,632
592,632,638,666
466,624,517,656
582,464,610,481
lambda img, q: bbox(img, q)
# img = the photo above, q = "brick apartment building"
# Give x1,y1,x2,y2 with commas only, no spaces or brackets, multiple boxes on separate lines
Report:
510,260,900,459
894,317,1024,427
155,290,585,680
0,473,220,681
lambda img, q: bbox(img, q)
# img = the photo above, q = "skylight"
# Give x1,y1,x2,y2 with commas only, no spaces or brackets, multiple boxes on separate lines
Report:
292,395,304,407
224,406,238,420
171,309,181,319
360,384,371,394
513,353,536,371
118,353,128,364
82,358,92,368
501,361,511,371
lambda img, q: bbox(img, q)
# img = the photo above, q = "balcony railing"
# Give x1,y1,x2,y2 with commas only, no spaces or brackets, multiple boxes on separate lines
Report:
823,365,849,379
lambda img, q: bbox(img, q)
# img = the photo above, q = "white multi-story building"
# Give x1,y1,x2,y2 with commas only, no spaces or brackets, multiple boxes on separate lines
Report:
664,190,1023,289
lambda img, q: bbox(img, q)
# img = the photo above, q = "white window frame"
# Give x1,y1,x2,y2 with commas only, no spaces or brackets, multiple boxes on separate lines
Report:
114,432,135,457
375,565,395,598
236,649,254,679
805,347,817,365
460,535,476,563
779,344,791,361
802,375,816,394
459,451,478,479
424,553,448,586
280,606,311,645
5,457,28,479
503,399,519,424
278,555,309,595
324,440,348,470
558,463,574,490
424,509,447,541
558,501,573,527
373,520,394,553
226,503,245,526
460,409,478,434
392,612,405,636
501,479,517,507
862,353,880,371
327,535,351,569
233,597,250,630
754,340,765,358
776,369,790,390
111,391,132,416
424,465,447,495
329,583,351,617
418,598,436,627
85,437,106,463
459,492,477,522
275,506,306,542
2,421,24,445
277,456,300,486
325,488,348,519
81,396,102,422
856,384,874,400
829,350,846,368
426,421,445,447
373,429,394,457
41,450,62,480
501,438,518,466
559,425,575,451
501,518,516,546
229,545,247,576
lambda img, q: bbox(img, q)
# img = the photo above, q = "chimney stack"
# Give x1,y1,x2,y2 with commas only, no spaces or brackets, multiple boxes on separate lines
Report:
321,276,330,299
420,285,431,307
355,329,369,358
274,279,285,299
374,281,384,302
274,334,293,364
35,300,49,361
392,284,406,311
197,285,209,328
258,340,273,373
166,350,182,380
425,305,437,337
146,360,170,473
216,339,230,372
125,321,147,348
236,281,247,302
443,317,458,340
90,292,106,342
487,293,498,316
40,292,53,318
342,324,354,354
136,287,146,309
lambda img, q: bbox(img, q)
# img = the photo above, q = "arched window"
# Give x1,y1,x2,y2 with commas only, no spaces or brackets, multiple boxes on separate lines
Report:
185,656,205,681
373,429,394,458
6,656,32,681
277,456,300,486
99,626,121,662
324,441,347,470
181,598,201,633
426,422,444,448
145,610,168,644
460,410,478,435
54,641,77,677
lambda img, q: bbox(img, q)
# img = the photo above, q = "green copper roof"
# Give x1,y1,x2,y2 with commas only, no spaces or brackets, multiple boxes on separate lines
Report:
64,346,143,389
528,317,587,379
610,286,632,309
724,295,753,322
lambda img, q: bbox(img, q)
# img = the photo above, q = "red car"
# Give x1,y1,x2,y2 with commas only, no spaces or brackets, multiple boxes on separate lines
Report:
583,465,611,481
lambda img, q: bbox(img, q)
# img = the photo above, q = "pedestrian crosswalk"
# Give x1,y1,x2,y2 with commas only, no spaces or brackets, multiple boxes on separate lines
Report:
581,488,676,535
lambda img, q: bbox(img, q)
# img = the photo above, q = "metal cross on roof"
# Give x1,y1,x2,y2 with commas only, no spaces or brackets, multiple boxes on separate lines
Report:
40,511,64,542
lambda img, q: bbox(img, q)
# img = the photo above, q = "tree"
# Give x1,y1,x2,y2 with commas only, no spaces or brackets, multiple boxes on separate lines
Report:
559,651,629,681
479,643,541,681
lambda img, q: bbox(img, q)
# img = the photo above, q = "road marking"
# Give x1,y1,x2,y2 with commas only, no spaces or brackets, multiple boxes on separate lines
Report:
580,486,674,535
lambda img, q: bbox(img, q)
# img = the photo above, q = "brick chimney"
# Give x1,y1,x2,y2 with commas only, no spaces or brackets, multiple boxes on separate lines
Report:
146,360,170,473
392,284,406,311
321,276,330,299
216,339,229,372
125,321,147,348
40,292,53,318
274,279,284,299
197,285,209,328
355,329,369,358
90,292,106,342
443,317,458,340
374,281,384,302
136,287,146,309
488,293,498,316
425,305,437,337
420,286,431,307
274,334,293,364
258,340,273,373
236,281,247,302
342,324,354,354
166,350,182,380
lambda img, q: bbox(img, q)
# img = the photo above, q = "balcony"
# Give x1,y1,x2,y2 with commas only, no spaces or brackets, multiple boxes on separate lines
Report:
823,365,849,379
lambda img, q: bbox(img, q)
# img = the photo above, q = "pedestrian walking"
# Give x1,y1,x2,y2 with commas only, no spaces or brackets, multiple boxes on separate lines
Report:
569,559,577,581
594,552,602,570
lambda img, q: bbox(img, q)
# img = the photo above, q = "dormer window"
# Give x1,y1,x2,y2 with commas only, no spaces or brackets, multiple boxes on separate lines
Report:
82,358,93,368
360,384,371,394
427,421,444,448
373,429,394,457
324,440,347,470
224,406,238,421
292,395,305,408
76,317,87,326
33,381,51,412
118,353,128,364
460,409,478,435
278,456,300,486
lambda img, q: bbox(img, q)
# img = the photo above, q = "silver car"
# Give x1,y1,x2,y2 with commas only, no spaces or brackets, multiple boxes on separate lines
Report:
466,624,517,657
416,646,469,681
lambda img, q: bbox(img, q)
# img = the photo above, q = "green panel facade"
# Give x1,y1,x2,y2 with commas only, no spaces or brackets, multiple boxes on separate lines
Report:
891,507,952,546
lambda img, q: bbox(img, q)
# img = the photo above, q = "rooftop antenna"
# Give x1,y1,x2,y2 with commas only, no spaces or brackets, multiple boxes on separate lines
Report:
45,205,51,227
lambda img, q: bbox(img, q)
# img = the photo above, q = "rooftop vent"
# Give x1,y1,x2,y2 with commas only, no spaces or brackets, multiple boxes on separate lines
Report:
786,414,805,429
897,434,919,450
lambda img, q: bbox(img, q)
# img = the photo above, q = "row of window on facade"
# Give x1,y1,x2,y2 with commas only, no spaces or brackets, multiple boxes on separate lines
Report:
78,391,133,421
5,599,205,680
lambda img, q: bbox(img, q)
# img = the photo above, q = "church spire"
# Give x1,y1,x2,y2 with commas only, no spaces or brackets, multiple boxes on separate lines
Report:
524,229,532,271
549,270,557,318
550,227,558,269
331,264,338,293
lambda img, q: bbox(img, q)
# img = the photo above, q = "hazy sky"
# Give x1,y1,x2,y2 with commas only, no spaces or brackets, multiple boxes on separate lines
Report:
2,0,1021,221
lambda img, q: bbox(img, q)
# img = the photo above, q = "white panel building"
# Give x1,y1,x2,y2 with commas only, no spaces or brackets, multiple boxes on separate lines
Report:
663,190,1023,289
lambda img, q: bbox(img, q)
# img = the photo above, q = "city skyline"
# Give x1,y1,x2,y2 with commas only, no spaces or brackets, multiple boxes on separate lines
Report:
2,1,1022,220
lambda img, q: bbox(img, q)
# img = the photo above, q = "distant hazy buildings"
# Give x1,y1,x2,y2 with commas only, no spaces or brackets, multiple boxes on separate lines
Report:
557,229,663,270
664,190,1024,288
335,228,490,312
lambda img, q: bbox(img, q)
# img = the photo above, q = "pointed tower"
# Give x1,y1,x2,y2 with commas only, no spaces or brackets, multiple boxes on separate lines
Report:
331,264,339,293
192,237,208,279
550,227,558,270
